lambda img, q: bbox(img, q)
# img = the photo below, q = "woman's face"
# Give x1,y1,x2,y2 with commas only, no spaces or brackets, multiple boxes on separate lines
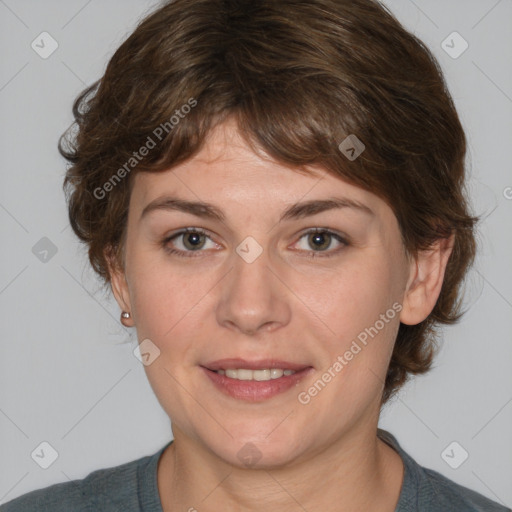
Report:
111,119,416,467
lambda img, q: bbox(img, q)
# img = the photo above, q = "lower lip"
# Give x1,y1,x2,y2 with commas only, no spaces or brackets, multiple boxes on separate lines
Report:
201,366,314,402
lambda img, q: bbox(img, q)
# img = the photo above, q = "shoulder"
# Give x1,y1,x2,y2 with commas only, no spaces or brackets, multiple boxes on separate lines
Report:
421,466,511,512
0,476,94,512
377,429,510,512
0,448,162,512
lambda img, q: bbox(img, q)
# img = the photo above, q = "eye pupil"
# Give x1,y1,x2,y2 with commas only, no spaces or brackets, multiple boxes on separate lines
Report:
309,232,330,251
184,232,205,250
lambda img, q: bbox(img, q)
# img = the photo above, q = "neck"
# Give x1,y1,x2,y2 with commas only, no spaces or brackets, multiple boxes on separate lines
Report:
157,422,404,512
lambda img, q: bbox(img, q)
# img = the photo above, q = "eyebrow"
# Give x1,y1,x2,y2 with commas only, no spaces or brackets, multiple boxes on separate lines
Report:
140,195,375,223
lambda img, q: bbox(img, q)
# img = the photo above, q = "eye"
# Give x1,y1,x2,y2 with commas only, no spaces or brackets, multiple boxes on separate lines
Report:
161,227,349,259
293,228,348,258
162,227,219,257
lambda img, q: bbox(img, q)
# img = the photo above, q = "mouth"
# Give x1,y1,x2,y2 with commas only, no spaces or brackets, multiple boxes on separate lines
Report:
201,358,314,402
212,368,297,381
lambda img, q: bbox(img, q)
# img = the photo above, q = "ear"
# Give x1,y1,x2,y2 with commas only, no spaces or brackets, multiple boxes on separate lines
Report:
104,245,134,326
400,234,455,325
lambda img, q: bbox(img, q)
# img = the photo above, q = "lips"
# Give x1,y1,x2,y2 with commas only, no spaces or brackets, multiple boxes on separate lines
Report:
202,358,312,372
202,365,315,402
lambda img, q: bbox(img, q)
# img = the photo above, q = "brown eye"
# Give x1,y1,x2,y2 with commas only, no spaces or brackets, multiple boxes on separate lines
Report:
181,231,207,250
294,228,348,258
162,227,218,257
307,231,332,251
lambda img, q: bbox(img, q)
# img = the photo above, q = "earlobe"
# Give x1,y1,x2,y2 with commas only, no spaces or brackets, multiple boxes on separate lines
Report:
104,245,133,324
400,234,455,326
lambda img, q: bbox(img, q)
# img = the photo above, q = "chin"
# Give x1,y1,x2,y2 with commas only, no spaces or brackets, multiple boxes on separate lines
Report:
203,427,306,469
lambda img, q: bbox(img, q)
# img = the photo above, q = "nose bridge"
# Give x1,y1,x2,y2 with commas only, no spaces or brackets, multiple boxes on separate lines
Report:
233,236,272,294
216,235,290,334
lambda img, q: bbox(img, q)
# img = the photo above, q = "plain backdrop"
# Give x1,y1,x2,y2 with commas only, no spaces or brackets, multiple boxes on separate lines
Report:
1,0,511,507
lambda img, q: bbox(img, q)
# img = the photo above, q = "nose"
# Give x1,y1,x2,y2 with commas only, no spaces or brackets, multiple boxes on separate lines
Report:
215,243,291,336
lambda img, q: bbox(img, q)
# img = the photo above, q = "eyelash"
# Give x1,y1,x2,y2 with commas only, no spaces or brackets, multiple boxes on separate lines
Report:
161,227,349,259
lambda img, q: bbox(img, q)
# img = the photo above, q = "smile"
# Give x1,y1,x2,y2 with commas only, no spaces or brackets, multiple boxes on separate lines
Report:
202,366,314,402
216,368,296,380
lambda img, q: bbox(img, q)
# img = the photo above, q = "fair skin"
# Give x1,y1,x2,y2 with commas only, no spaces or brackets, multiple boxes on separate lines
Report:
107,119,454,511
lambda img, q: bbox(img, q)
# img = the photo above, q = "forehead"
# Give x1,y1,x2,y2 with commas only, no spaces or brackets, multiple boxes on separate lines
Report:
129,120,389,223
135,121,321,193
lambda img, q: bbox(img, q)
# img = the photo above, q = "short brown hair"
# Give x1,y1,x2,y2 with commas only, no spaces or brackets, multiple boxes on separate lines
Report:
59,0,479,403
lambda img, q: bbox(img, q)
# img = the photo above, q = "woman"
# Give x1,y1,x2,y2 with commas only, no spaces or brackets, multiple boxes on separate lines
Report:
1,0,509,510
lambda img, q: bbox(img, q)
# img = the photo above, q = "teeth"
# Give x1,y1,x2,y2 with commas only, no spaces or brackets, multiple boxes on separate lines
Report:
216,368,297,381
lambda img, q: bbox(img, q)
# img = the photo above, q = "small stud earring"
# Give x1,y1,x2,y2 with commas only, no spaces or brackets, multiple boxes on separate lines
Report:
121,311,132,325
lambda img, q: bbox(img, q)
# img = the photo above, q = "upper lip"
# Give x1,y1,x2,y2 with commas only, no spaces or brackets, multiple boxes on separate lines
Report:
202,358,312,371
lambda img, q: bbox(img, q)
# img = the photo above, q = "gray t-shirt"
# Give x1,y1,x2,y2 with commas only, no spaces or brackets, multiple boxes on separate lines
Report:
1,429,509,511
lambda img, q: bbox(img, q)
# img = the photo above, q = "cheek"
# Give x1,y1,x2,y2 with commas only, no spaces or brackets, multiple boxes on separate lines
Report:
131,272,206,342
303,256,399,338
301,255,402,394
125,244,196,340
128,262,209,423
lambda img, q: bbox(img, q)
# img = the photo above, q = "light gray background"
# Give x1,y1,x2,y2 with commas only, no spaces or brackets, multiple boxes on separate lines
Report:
1,0,511,507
